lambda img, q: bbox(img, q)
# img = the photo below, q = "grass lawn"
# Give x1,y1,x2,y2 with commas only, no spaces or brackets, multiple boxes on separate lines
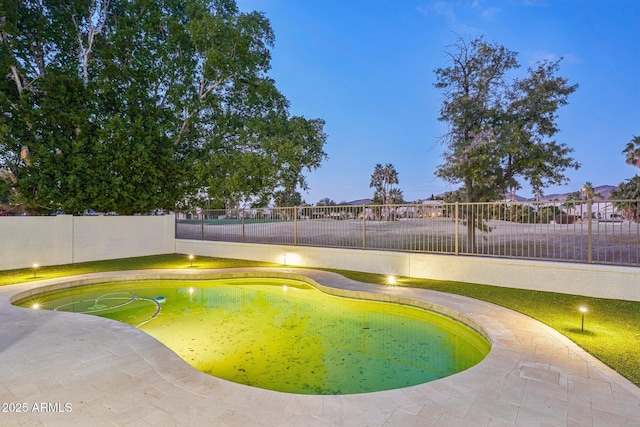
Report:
0,255,279,286
2,254,639,387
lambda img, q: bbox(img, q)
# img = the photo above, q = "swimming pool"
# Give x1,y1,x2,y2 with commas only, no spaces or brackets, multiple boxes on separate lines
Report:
14,276,490,394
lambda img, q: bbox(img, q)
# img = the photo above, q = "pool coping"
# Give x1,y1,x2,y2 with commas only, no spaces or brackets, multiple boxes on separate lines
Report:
8,270,493,347
1,268,639,426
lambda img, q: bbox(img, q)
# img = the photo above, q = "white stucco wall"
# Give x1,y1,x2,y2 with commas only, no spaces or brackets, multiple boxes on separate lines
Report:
175,239,640,302
71,215,175,263
0,216,71,268
2,215,638,301
0,215,176,270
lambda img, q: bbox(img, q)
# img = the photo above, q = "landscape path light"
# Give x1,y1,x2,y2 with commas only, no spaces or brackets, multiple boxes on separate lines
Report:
189,254,194,268
579,306,588,332
32,263,38,278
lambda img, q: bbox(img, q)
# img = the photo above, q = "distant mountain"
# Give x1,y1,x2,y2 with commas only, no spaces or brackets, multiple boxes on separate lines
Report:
337,185,619,206
346,198,373,205
535,185,617,201
423,185,619,203
431,191,530,202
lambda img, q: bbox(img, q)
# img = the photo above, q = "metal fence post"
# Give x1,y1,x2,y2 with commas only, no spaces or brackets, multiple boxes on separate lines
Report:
241,208,245,243
200,211,204,240
362,204,367,249
454,202,459,255
587,199,593,264
293,206,298,245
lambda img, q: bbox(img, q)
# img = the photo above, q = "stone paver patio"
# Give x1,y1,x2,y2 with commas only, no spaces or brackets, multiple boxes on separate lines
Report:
1,268,639,426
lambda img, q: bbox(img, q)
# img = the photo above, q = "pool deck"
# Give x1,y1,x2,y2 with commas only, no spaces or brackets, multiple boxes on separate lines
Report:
1,268,639,426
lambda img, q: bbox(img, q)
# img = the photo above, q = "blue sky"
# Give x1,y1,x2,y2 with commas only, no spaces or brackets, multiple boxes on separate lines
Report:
237,0,640,204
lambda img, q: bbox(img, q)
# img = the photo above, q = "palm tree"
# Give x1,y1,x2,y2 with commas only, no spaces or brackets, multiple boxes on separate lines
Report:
370,163,400,221
388,188,404,204
369,163,399,205
611,176,640,222
581,181,594,200
580,181,604,200
623,135,640,168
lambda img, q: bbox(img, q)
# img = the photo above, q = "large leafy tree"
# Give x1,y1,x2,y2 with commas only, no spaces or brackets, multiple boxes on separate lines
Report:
434,36,579,201
0,172,9,202
273,188,303,207
316,197,336,207
434,36,579,250
0,0,326,214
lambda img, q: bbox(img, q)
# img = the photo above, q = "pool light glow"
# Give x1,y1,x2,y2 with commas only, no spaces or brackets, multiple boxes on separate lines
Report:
281,253,300,266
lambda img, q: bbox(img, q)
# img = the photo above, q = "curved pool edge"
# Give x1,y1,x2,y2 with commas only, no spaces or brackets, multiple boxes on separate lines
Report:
11,270,491,394
2,268,640,426
8,268,493,346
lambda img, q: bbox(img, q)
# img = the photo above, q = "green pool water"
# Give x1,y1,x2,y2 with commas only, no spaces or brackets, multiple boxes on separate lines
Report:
16,278,490,394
